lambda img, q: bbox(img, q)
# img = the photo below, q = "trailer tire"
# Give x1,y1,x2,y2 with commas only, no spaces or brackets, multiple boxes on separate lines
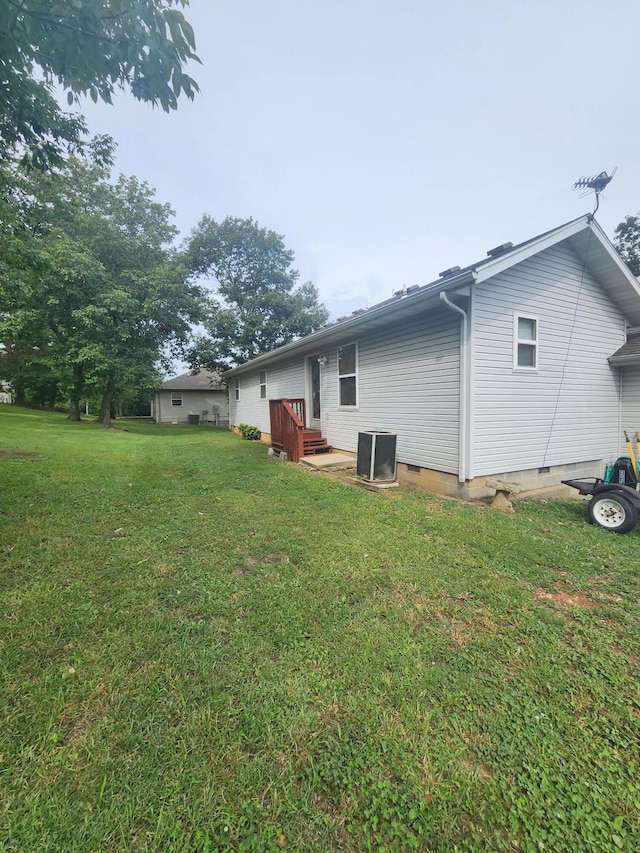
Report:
587,493,638,534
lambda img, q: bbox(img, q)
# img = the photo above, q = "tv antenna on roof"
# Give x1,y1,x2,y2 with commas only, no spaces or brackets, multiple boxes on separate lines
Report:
572,167,617,215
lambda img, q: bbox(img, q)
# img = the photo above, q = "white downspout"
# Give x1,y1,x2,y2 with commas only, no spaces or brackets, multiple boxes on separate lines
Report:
617,367,623,457
440,291,469,483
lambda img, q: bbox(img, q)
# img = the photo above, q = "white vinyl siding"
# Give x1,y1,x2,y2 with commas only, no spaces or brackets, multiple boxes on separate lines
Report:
230,359,306,434
229,306,460,473
472,243,625,476
621,366,640,436
322,307,460,474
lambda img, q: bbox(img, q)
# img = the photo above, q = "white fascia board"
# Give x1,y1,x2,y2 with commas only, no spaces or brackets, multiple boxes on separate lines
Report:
472,216,592,284
589,219,640,293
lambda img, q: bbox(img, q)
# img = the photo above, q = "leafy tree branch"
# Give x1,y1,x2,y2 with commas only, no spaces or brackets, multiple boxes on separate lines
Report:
614,213,640,277
186,216,329,371
0,0,200,168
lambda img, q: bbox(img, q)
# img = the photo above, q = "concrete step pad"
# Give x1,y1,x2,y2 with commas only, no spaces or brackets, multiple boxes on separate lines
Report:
299,452,356,470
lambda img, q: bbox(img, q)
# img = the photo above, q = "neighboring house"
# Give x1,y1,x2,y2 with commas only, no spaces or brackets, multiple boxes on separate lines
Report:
0,381,11,405
225,215,640,499
151,370,229,425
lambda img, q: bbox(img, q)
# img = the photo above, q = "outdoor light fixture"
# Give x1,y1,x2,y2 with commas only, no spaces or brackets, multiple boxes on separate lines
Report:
317,355,328,367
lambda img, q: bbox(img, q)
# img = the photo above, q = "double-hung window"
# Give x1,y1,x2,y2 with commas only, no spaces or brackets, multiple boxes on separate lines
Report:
514,315,538,370
338,343,357,406
171,392,183,407
259,370,267,399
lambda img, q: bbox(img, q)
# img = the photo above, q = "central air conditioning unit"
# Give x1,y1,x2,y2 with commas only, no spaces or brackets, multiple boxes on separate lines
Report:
357,431,397,483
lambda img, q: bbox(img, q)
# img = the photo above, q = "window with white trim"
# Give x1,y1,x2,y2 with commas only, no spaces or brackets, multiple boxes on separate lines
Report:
259,370,267,399
234,380,240,401
514,315,538,369
338,343,357,406
171,392,183,406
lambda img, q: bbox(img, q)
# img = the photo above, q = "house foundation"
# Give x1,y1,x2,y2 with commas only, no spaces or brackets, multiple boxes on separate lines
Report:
254,429,603,501
398,459,603,501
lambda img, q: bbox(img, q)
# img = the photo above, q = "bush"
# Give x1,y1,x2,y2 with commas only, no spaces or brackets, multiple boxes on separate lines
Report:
238,423,261,441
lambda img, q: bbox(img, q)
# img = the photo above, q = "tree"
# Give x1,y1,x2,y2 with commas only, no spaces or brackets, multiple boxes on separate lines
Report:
186,216,329,370
614,214,640,277
0,0,199,168
0,150,204,425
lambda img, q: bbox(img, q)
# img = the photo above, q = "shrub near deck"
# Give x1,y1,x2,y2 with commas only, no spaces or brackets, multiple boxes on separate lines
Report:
0,407,638,852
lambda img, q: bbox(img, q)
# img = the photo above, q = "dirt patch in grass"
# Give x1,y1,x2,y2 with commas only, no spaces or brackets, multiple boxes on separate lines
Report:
0,449,37,457
533,582,600,610
234,553,291,576
460,758,493,780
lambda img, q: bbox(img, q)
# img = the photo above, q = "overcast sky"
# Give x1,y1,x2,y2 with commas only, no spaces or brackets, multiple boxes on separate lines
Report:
79,0,640,320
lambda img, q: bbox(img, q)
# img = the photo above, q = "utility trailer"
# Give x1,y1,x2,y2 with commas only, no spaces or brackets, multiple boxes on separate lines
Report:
562,478,640,534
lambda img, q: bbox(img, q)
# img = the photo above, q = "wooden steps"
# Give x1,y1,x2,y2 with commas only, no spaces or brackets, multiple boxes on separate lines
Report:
268,399,331,462
270,430,333,458
301,429,332,456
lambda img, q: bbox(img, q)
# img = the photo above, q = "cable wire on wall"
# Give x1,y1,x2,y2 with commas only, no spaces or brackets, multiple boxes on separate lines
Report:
541,223,594,468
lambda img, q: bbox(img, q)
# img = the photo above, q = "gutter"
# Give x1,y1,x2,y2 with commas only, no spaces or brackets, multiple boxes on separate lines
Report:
439,291,470,483
224,271,475,378
608,355,640,366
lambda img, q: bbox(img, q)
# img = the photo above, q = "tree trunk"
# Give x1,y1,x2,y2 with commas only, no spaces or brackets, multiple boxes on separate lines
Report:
68,398,81,421
67,364,83,421
98,381,115,428
15,375,27,407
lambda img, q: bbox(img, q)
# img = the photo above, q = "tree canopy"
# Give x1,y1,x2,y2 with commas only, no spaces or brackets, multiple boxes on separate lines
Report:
0,147,204,425
614,214,640,277
0,0,199,168
186,216,329,370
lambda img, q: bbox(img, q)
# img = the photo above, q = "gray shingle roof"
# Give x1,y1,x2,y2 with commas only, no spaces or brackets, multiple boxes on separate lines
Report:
160,370,224,391
609,327,640,364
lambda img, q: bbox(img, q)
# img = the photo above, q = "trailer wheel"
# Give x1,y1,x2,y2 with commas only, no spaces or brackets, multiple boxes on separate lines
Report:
587,493,638,533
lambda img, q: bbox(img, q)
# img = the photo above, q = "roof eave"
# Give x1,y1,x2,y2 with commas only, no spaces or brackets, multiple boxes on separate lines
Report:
608,354,640,366
225,214,640,378
224,270,475,377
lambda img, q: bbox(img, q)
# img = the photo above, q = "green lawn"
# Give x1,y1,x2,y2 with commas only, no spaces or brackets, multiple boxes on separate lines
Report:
1,407,638,852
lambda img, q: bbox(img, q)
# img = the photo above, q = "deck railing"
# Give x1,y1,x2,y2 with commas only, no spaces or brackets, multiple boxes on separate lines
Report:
269,398,306,463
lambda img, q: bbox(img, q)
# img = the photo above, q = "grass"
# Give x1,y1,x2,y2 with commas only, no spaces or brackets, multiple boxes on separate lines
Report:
0,406,638,852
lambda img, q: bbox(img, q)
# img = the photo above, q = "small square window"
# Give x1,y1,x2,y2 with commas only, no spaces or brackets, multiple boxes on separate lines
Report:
259,370,267,399
171,392,183,406
514,315,538,370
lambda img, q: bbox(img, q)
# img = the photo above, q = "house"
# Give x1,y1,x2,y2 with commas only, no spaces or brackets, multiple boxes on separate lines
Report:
225,215,640,499
151,370,229,426
0,380,11,405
